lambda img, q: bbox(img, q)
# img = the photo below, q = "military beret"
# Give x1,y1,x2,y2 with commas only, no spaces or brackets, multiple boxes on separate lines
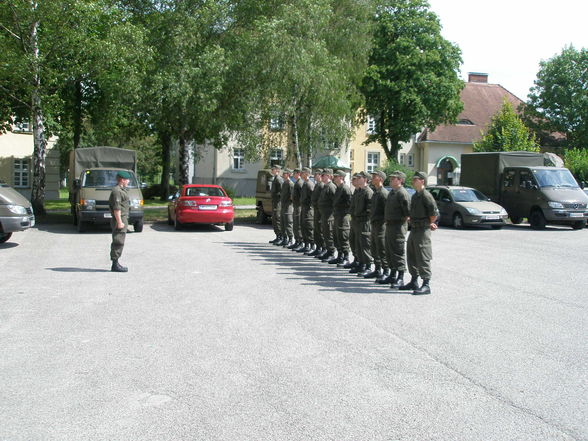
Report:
412,171,427,180
293,168,301,173
116,170,132,179
301,167,312,173
322,168,333,175
282,168,293,174
334,170,346,177
389,171,406,180
371,170,386,180
270,164,282,170
313,168,323,174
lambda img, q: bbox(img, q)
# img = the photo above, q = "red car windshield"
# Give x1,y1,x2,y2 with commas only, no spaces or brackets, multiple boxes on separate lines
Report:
185,187,225,197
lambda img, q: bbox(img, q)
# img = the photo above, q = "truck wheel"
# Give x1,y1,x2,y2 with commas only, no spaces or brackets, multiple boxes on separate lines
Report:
509,216,523,225
571,220,586,230
0,232,12,244
225,222,234,231
134,220,144,232
256,205,269,224
174,217,182,231
452,213,464,229
529,210,546,230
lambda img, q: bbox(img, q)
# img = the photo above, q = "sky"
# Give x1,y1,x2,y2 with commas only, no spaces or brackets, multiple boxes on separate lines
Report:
427,0,588,100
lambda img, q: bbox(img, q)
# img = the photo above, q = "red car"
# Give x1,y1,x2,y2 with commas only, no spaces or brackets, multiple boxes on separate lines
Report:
168,184,234,231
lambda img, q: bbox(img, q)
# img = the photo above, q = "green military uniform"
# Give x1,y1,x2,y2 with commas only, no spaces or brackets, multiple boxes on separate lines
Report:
348,178,359,263
300,173,315,250
280,174,294,242
333,175,352,259
350,183,373,269
310,176,324,254
318,174,337,256
271,173,283,238
109,183,129,262
384,185,411,275
369,184,389,274
292,176,304,244
406,187,438,281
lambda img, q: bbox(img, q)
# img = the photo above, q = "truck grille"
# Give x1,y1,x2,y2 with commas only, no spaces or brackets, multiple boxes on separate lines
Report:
563,203,587,209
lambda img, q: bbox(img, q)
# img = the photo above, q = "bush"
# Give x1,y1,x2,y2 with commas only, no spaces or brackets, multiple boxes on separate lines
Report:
564,148,588,186
142,184,178,200
381,160,416,188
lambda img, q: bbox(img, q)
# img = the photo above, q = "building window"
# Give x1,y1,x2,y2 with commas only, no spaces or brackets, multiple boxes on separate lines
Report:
399,153,406,166
366,115,376,135
14,158,29,187
269,117,284,131
269,148,284,167
366,152,380,173
407,153,414,168
14,120,31,132
233,148,245,170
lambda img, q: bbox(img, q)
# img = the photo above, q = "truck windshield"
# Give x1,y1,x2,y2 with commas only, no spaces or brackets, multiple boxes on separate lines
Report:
82,170,138,188
451,188,488,202
532,169,578,188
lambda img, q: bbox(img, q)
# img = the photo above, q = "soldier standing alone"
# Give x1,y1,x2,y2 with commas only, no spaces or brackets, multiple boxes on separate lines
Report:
400,171,439,295
109,171,131,272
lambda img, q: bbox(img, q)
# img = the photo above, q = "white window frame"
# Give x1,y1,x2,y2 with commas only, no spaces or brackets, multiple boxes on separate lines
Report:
13,158,29,188
399,153,406,166
269,117,284,131
233,148,245,170
366,115,376,135
269,148,284,166
407,153,414,168
366,152,380,174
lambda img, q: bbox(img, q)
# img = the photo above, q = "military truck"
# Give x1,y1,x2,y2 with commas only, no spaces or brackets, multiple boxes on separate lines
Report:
461,152,588,229
69,147,144,232
255,169,273,223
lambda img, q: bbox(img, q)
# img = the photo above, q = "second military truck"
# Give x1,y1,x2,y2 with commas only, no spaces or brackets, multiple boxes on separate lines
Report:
69,146,144,232
460,151,588,229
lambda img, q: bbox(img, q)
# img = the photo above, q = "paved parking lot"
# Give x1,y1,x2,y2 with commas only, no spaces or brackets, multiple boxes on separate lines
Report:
1,221,587,441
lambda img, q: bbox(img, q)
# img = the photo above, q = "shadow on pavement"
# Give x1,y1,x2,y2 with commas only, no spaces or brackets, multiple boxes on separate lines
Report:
0,242,19,249
223,240,411,296
47,267,111,273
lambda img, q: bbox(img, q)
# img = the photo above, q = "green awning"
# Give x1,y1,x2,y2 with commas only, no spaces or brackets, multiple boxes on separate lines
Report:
435,155,460,168
312,155,351,171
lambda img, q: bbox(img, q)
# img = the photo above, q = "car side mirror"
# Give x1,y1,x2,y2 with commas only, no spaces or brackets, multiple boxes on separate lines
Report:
441,197,451,203
167,195,174,201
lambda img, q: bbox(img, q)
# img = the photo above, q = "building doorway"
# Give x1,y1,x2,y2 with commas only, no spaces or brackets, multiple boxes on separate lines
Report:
436,157,459,185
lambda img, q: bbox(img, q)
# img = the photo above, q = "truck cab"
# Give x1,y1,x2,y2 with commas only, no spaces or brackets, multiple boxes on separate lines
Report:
255,169,273,223
500,166,588,229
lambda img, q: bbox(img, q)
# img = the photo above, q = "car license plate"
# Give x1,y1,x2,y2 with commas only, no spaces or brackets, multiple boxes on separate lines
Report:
199,205,217,210
485,215,500,220
104,213,112,218
569,212,583,218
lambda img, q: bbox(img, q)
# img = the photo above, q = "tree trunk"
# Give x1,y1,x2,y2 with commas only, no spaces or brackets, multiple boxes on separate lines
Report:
73,79,83,150
178,135,190,186
159,131,172,200
291,114,302,169
29,6,47,215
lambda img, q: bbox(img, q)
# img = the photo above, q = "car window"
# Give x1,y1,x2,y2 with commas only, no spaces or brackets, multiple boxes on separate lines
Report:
186,187,225,197
451,189,485,202
440,190,451,201
429,188,441,200
504,170,516,188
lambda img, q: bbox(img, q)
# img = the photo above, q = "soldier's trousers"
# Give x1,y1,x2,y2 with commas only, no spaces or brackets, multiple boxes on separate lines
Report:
406,227,432,280
272,202,282,236
334,214,351,255
313,207,323,248
349,221,357,260
110,217,127,261
281,209,293,239
293,204,302,241
370,220,387,269
301,206,314,244
352,219,372,265
320,209,335,254
385,221,408,272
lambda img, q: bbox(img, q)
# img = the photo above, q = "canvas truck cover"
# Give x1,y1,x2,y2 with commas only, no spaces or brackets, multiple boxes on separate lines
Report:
461,152,544,201
70,147,137,179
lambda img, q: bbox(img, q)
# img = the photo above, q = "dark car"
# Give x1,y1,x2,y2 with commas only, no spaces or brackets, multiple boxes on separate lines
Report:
168,184,234,231
0,183,35,243
427,185,508,229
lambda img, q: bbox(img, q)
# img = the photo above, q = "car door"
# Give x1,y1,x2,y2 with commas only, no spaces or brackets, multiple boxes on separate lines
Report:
437,189,453,225
500,169,520,219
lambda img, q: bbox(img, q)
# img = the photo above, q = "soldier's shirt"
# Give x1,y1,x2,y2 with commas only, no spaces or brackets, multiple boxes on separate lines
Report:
351,186,373,221
385,187,411,222
271,175,284,203
409,189,439,228
311,181,324,208
370,186,389,222
333,184,352,216
301,179,315,208
109,185,129,217
280,178,294,208
293,178,304,206
318,181,337,212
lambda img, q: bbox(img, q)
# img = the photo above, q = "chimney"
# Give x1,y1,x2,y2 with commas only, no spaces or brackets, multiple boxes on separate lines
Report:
468,72,488,83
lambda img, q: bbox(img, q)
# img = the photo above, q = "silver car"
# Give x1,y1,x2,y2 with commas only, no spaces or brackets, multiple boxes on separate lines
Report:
427,185,508,229
0,183,35,243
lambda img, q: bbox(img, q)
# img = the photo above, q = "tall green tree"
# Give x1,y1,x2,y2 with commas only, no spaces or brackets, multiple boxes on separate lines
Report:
524,46,588,149
360,0,464,161
474,99,539,152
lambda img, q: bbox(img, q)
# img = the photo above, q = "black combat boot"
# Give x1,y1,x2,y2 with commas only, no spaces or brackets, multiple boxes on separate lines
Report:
308,246,321,256
357,264,373,277
295,242,307,252
327,253,340,264
316,248,328,259
390,271,404,289
337,254,350,267
283,237,295,247
269,235,280,244
303,243,314,255
111,259,128,273
343,258,357,269
399,276,418,291
412,279,431,295
376,269,394,284
275,237,287,246
350,263,366,274
321,251,334,262
287,240,299,249
362,265,381,279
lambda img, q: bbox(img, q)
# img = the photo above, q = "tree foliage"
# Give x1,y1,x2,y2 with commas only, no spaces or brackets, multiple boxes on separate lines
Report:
474,99,539,152
524,46,588,149
564,148,588,185
360,0,464,161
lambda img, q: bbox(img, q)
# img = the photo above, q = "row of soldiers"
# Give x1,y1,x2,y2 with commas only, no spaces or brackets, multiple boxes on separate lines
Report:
268,165,439,295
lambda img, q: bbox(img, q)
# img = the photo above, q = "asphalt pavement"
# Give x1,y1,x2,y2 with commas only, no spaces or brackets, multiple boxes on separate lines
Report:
1,221,586,441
